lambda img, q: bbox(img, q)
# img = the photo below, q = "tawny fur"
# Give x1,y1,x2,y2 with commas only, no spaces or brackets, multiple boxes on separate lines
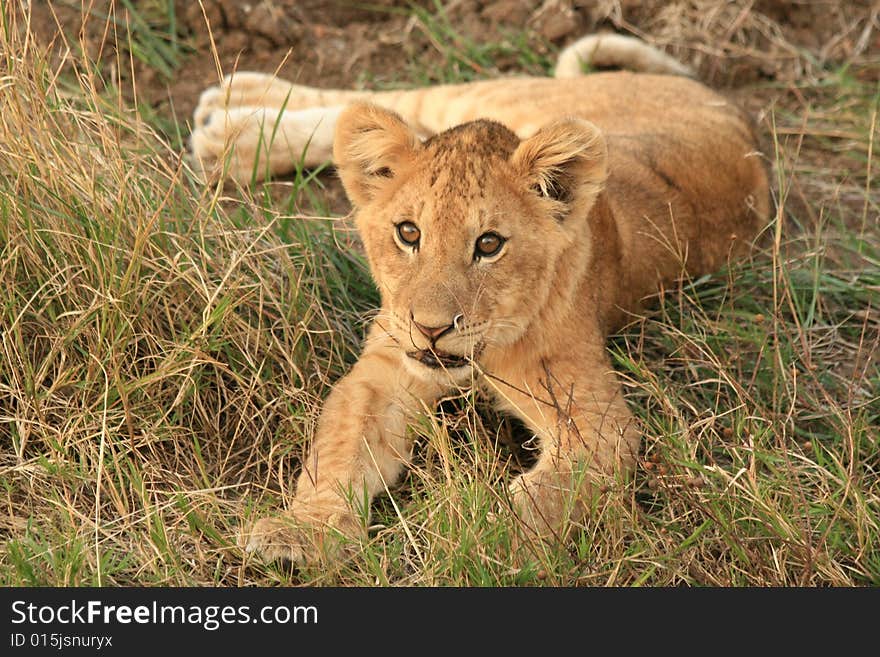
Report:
191,35,770,563
554,33,694,78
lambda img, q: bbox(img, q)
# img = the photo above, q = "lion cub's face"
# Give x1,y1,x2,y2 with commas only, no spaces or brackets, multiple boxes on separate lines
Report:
334,104,607,383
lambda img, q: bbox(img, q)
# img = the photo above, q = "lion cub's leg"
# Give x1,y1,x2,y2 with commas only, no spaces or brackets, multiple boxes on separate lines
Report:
246,326,447,564
491,342,639,539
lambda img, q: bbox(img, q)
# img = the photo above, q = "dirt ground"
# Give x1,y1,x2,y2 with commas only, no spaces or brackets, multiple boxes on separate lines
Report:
31,1,879,120
27,0,879,227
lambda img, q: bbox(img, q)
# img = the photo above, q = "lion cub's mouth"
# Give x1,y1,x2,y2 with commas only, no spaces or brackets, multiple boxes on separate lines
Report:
406,349,470,370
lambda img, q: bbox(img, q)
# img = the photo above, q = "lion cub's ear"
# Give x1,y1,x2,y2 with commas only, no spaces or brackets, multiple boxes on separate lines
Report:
333,103,421,207
510,118,607,219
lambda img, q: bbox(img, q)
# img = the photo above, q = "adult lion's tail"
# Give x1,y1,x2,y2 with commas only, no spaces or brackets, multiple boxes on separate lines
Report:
554,33,693,78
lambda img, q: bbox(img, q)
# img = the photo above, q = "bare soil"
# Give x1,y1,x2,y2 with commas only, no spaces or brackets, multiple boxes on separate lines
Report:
31,1,879,121
26,0,879,255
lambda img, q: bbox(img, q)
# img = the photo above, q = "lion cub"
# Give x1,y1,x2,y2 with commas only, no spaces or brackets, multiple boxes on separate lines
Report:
190,35,769,563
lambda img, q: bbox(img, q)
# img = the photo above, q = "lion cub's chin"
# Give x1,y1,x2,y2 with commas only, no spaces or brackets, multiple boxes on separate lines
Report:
402,350,476,386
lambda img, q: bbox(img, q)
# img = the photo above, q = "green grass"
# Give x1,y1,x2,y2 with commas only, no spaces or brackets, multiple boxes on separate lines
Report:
1,2,877,586
404,0,554,83
86,0,186,79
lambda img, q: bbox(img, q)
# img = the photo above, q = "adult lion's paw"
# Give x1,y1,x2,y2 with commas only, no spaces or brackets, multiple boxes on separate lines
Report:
193,72,296,129
188,106,275,183
244,505,363,565
189,105,339,184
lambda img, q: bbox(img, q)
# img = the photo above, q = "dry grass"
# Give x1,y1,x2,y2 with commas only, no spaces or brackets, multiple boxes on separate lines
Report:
1,1,878,586
599,0,878,83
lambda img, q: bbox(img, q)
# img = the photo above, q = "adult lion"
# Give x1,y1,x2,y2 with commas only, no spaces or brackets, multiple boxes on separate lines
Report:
190,34,769,562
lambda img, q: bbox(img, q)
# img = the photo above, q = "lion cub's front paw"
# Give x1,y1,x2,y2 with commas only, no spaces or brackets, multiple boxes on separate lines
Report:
245,517,313,564
244,505,362,565
509,470,586,539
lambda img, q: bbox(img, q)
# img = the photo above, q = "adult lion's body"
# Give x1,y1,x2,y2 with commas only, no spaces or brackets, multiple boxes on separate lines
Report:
190,35,769,562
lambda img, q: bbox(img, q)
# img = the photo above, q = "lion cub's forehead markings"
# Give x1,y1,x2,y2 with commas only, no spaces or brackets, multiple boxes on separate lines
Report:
414,120,520,234
423,120,520,158
424,121,519,185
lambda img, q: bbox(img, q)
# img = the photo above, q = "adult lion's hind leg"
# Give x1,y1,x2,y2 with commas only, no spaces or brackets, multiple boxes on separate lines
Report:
193,72,305,127
189,104,344,182
189,72,368,182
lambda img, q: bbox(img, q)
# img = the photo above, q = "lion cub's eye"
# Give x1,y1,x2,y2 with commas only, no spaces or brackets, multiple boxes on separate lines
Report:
474,232,506,260
396,221,421,248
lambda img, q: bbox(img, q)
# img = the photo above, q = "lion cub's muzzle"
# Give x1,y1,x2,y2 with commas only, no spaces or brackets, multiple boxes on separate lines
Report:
406,348,470,370
406,312,471,369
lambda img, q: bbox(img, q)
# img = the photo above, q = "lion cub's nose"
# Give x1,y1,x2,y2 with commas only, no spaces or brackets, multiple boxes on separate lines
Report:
412,319,454,342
